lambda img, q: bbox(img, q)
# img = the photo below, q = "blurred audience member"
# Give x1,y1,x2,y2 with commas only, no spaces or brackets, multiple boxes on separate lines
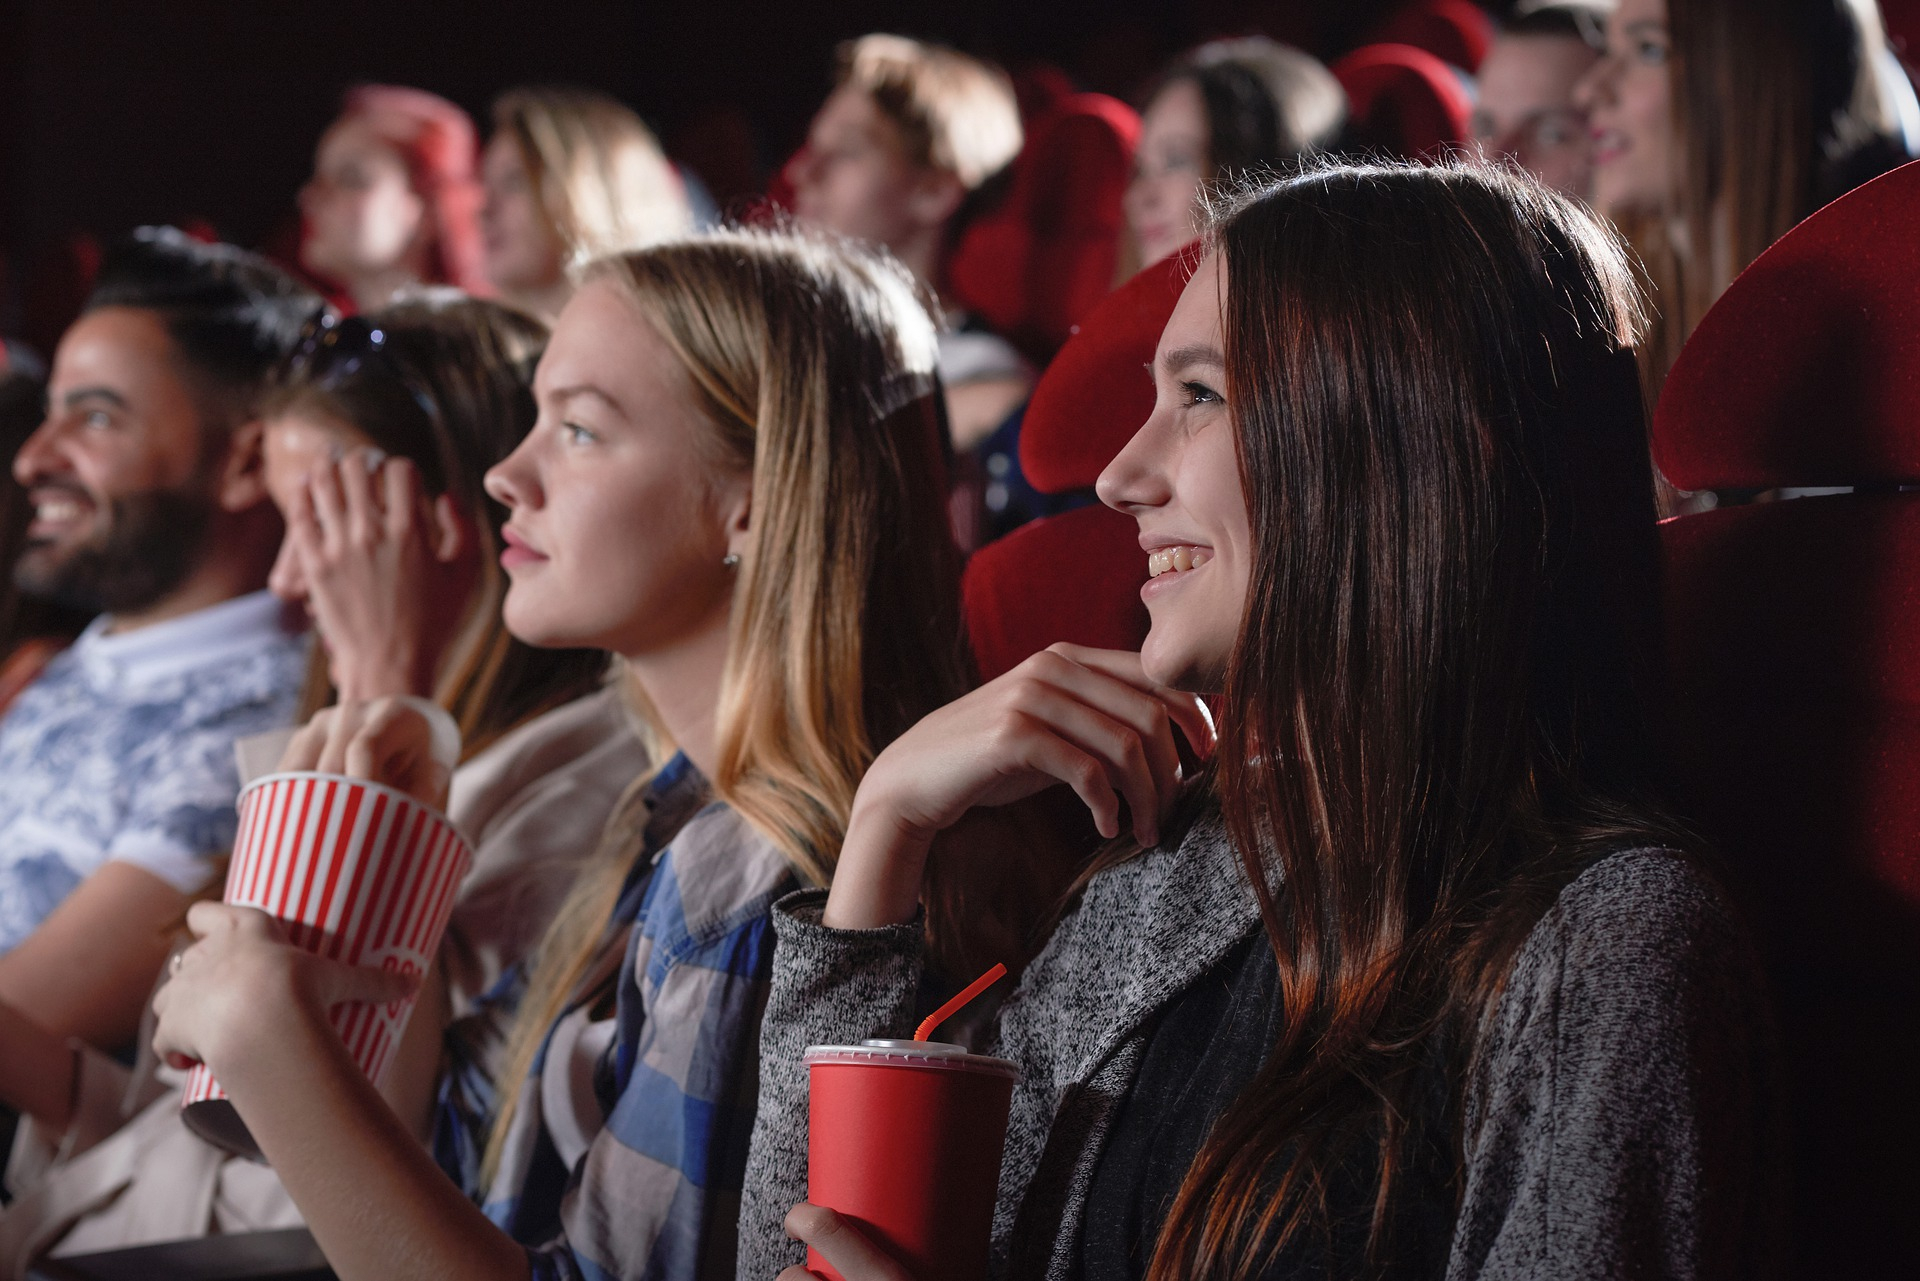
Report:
0,371,89,720
787,35,1029,452
0,230,312,1056
1471,4,1606,197
480,87,694,320
1576,0,1911,393
1124,37,1346,271
299,86,488,312
0,298,641,1261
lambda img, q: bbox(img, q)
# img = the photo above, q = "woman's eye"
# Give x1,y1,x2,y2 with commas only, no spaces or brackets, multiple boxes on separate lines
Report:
1635,38,1669,65
561,421,597,446
82,410,112,430
1180,380,1222,407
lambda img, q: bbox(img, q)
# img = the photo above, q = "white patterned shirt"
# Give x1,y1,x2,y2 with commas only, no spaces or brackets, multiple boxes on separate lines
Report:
0,590,309,953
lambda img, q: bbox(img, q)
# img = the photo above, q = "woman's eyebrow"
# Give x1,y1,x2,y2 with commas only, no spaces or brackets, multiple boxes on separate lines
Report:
547,384,627,417
1160,343,1226,375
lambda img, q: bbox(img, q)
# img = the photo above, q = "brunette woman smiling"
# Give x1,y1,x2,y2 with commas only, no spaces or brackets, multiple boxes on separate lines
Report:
744,162,1779,1280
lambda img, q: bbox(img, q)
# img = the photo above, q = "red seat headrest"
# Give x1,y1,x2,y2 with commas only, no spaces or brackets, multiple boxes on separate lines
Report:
1368,0,1495,73
949,93,1142,361
1331,43,1474,160
1653,158,1920,490
1020,251,1196,494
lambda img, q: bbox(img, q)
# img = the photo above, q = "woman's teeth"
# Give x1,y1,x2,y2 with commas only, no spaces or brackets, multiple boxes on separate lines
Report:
1147,546,1212,578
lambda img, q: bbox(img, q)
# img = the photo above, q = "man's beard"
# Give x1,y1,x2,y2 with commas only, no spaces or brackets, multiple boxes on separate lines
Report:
14,484,218,616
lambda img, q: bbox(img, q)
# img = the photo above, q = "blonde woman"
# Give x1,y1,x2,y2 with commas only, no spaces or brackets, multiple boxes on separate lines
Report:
147,228,970,1281
480,87,694,319
0,298,645,1269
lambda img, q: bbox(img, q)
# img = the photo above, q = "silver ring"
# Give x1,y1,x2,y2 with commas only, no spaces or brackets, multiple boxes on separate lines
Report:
169,952,185,977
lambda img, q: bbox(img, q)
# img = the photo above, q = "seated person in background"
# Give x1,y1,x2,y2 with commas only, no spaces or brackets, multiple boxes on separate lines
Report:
1574,0,1909,395
746,161,1779,1280
147,227,972,1281
0,370,89,718
299,85,489,313
0,297,644,1266
1471,3,1605,198
480,86,694,321
787,34,1029,453
0,229,312,1057
1123,37,1346,271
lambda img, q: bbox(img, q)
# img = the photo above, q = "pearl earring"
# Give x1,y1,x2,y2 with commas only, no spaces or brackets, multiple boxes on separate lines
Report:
723,553,741,569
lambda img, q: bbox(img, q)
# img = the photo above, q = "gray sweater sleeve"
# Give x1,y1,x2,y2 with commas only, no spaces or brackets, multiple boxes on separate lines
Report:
1447,850,1781,1281
735,889,928,1281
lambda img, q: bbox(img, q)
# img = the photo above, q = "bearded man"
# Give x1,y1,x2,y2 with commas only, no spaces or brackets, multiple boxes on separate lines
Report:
0,228,314,1056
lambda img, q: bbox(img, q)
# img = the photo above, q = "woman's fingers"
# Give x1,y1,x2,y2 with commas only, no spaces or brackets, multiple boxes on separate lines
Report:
782,1204,910,1281
305,460,350,557
335,450,385,548
1017,652,1184,819
1044,644,1217,759
279,709,336,772
1004,690,1167,844
379,455,425,541
308,954,420,1010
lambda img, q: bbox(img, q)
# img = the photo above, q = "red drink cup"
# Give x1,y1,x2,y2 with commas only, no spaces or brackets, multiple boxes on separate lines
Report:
179,770,473,1158
806,1039,1019,1281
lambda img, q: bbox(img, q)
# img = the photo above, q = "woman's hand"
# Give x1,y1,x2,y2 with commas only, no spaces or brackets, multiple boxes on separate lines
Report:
151,902,416,1081
826,644,1214,930
777,1204,910,1281
279,697,455,810
286,447,467,702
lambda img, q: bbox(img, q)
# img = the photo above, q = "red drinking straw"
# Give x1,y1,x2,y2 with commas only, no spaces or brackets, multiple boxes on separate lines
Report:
914,962,1009,1043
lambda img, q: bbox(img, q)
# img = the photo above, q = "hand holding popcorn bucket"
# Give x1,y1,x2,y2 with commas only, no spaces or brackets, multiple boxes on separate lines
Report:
181,700,469,1159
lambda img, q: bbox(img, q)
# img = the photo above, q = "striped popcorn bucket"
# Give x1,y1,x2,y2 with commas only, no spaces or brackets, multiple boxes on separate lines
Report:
179,770,472,1158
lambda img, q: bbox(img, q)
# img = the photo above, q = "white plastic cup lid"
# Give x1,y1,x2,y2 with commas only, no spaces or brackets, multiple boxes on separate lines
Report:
805,1039,1019,1079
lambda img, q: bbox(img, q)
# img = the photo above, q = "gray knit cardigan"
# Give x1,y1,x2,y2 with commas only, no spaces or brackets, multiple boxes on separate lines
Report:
737,813,1780,1280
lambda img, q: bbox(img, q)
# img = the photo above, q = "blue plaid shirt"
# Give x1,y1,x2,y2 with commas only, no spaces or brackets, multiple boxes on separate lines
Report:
458,754,798,1281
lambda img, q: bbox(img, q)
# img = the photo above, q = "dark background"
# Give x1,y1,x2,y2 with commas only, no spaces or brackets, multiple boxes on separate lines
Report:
0,0,1421,350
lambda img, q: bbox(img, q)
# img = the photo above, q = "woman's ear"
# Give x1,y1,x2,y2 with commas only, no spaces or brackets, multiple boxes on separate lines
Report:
429,494,474,564
216,419,272,513
720,476,753,565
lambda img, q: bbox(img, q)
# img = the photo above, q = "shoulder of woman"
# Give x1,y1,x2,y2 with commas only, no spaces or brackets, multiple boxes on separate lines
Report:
646,801,800,944
449,686,647,823
1494,847,1762,1044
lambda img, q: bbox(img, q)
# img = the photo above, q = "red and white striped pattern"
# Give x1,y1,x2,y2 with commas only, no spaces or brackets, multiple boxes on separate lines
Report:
182,771,472,1108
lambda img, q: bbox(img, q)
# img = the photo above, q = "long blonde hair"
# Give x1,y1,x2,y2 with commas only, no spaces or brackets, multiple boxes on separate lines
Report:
484,228,971,1179
492,87,693,268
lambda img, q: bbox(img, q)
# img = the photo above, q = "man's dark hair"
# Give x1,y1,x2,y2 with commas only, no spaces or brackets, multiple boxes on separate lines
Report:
84,227,321,424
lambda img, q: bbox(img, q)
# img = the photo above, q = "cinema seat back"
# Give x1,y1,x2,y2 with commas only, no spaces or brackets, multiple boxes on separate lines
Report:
963,252,1192,679
949,92,1140,363
1367,0,1494,73
1652,158,1920,1278
1331,43,1474,160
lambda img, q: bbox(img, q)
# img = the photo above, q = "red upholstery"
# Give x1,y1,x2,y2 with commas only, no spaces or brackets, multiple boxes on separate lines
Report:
1653,158,1920,1276
965,506,1154,681
963,252,1193,680
948,93,1141,362
1331,43,1475,160
1367,0,1495,73
1020,249,1194,493
1655,160,1920,490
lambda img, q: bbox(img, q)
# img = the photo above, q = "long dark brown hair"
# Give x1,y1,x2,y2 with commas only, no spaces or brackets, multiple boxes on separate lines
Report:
1632,0,1896,393
1148,161,1683,1277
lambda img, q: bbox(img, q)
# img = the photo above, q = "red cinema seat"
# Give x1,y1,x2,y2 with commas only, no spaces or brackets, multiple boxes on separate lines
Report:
948,93,1141,363
963,251,1193,680
1331,43,1474,160
1652,157,1920,1278
1368,0,1495,73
